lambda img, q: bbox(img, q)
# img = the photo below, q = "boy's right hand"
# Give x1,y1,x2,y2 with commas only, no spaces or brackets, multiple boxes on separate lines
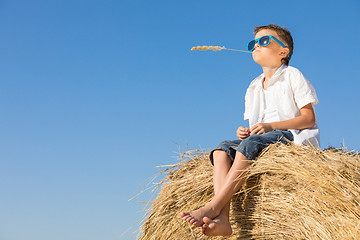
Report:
236,126,250,140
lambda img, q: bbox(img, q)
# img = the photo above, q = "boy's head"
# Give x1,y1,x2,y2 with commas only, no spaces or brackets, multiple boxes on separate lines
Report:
251,24,293,66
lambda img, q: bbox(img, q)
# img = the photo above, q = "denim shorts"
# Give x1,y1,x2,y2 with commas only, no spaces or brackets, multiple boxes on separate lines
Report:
209,130,293,165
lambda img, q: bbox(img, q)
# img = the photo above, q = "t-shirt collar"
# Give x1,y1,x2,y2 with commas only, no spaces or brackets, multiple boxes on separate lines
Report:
272,64,287,79
251,64,288,89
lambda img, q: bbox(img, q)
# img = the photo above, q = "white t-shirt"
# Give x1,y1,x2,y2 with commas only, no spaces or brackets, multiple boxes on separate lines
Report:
262,90,279,123
244,64,320,149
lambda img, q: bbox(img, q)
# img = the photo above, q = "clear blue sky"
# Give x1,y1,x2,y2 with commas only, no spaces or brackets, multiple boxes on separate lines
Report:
0,0,359,239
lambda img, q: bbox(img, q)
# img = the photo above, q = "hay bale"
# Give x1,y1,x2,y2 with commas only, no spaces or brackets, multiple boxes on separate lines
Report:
138,144,360,239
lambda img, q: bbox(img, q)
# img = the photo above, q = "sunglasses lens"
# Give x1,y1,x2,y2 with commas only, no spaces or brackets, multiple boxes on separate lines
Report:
248,40,255,51
259,36,270,46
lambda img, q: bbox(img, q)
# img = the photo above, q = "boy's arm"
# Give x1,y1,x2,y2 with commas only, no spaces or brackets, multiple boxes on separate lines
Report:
250,103,315,135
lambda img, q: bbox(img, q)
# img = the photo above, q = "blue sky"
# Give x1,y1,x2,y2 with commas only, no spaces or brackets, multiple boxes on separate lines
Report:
0,0,359,239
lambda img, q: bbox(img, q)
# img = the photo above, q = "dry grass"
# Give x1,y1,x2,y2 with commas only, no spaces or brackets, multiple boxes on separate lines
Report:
190,45,252,53
138,144,360,239
191,46,226,51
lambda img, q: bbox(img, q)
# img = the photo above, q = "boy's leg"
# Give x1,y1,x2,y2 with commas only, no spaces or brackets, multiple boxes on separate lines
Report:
180,131,292,232
180,149,231,227
201,150,233,236
180,150,250,229
205,150,250,215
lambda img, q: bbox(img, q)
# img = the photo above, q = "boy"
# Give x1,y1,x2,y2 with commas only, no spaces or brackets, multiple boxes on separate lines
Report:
180,24,320,236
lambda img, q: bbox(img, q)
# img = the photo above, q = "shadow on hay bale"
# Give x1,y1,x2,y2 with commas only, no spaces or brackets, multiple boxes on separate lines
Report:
138,144,360,240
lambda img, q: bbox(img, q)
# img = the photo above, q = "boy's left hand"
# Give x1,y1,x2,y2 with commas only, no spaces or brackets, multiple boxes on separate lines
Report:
250,123,273,135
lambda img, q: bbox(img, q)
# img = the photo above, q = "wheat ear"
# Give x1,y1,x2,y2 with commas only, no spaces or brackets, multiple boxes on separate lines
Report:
191,45,252,53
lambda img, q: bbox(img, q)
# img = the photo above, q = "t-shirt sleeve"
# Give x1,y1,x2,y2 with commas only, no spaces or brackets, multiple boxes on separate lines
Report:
291,70,319,109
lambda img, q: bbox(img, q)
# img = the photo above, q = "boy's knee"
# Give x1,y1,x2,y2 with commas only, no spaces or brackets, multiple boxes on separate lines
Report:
213,149,227,158
212,150,231,165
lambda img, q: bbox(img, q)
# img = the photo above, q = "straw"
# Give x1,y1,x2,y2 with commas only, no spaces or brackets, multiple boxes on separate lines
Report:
191,45,252,53
225,48,252,53
138,143,360,239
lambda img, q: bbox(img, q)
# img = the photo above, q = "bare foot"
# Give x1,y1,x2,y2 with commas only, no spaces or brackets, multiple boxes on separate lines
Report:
179,204,220,227
201,216,232,236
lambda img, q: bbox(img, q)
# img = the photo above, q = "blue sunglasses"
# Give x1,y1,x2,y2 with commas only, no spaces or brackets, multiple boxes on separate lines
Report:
248,35,289,57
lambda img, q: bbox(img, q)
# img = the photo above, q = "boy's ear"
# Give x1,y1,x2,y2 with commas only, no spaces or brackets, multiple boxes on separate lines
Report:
280,48,290,57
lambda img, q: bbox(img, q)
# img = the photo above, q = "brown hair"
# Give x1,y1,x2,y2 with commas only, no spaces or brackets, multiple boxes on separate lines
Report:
254,24,294,65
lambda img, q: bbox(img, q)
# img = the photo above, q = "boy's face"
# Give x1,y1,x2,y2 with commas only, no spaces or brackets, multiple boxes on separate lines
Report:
252,29,288,67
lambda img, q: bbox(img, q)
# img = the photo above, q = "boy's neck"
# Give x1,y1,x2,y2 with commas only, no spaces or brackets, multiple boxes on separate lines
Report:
261,64,282,89
262,64,282,81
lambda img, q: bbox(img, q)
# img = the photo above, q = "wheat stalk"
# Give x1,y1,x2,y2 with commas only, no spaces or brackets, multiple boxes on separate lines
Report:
191,45,252,53
191,45,225,51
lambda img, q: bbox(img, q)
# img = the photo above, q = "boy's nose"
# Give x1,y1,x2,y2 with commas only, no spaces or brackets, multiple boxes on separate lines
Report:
254,42,260,48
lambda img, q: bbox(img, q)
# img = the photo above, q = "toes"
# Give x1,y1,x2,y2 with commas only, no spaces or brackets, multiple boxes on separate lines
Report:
202,223,207,230
201,223,209,235
184,216,192,222
203,216,212,225
179,210,203,227
179,212,189,217
201,225,206,234
184,215,198,225
192,220,202,227
208,222,216,230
